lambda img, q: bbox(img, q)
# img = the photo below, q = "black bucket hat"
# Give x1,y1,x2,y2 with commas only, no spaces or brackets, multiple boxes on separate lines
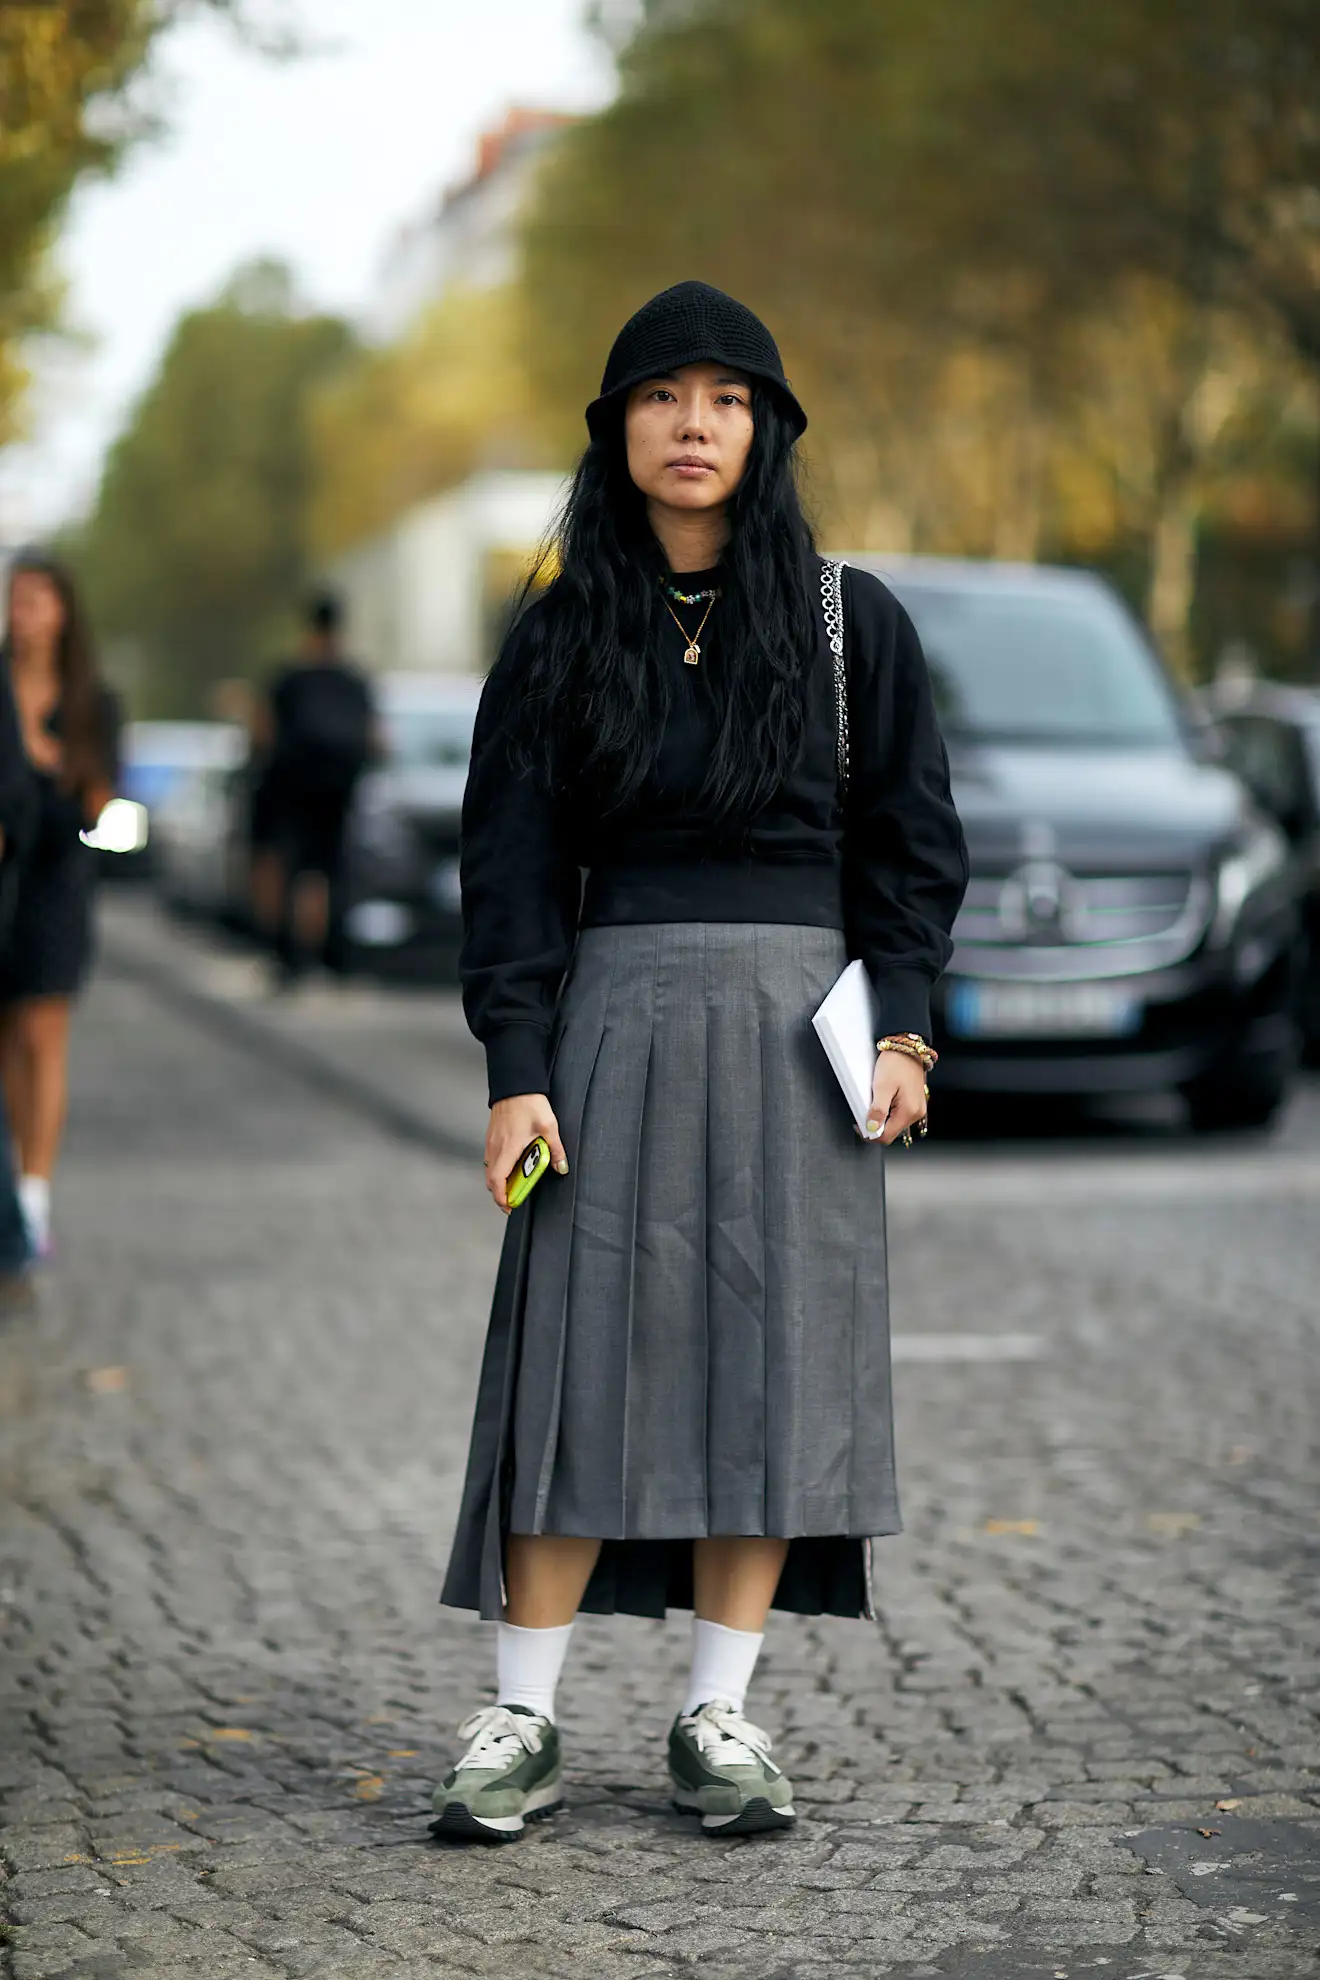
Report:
585,280,807,439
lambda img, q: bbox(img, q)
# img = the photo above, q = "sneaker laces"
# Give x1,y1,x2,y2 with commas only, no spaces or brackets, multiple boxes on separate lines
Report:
685,1700,774,1767
453,1704,546,1771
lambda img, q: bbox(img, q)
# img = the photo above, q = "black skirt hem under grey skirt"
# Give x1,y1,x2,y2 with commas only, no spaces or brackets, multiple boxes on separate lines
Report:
441,922,901,1622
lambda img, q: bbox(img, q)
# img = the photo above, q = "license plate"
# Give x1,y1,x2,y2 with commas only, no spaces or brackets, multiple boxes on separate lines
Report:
947,980,1141,1039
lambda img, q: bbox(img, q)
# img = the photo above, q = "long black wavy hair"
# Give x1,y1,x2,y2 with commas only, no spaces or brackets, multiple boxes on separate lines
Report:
501,391,817,838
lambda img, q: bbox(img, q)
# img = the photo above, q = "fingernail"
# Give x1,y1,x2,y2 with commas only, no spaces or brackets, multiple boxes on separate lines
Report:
555,1159,569,1175
865,1121,881,1138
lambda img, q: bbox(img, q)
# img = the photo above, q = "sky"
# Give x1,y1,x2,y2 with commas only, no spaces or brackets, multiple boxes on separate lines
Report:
0,0,613,539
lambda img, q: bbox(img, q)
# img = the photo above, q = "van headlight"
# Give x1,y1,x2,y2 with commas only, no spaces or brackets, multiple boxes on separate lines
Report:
1209,817,1288,947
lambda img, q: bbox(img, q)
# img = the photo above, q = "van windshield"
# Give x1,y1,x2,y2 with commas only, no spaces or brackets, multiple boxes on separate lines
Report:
892,582,1184,747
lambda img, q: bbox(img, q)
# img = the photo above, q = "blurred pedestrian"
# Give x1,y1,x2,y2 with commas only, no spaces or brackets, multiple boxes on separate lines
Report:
0,552,119,1261
251,590,374,987
433,283,967,1844
0,647,38,1304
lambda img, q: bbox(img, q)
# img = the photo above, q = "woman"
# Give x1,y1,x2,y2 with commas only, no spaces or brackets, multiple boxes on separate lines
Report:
0,552,118,1259
435,282,968,1843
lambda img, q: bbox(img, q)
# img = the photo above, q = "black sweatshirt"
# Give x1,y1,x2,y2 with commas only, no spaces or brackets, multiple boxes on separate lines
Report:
460,558,969,1105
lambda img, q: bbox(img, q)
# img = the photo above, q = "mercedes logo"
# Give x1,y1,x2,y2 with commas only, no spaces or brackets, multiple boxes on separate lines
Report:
997,861,1082,943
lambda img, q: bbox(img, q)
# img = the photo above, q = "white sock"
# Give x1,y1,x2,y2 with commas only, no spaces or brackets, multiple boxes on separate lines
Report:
683,1618,765,1717
495,1621,575,1722
18,1176,50,1254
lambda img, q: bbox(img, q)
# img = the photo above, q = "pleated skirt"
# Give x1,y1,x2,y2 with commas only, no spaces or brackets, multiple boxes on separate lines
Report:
441,922,901,1621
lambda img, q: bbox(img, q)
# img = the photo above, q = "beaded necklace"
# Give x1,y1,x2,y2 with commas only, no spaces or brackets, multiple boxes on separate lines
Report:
661,580,722,606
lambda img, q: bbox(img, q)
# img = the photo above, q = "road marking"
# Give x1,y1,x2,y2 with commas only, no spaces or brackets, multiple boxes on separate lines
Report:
891,1332,1044,1362
890,1156,1320,1208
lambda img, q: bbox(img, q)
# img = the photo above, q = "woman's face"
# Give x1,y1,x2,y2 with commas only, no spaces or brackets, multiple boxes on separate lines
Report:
624,361,754,518
7,570,65,649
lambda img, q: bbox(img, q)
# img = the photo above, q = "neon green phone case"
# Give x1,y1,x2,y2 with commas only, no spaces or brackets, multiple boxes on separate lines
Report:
506,1135,551,1209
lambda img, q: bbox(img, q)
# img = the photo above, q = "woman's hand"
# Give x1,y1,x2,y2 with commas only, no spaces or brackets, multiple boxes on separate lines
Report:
484,1093,568,1214
83,782,114,830
864,1051,928,1145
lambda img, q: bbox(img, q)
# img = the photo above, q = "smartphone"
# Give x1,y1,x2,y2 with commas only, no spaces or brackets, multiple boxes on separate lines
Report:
506,1135,552,1210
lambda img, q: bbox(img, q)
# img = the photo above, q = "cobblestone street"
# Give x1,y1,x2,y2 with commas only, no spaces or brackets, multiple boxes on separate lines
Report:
2,897,1319,1980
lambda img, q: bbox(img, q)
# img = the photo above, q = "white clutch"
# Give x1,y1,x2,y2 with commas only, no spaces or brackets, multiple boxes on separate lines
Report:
811,958,879,1133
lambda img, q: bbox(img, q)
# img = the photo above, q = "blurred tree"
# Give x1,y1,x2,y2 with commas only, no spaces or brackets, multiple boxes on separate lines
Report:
0,0,295,445
907,0,1320,365
869,0,1320,666
76,261,353,715
1033,285,1288,677
307,284,555,559
0,1,143,441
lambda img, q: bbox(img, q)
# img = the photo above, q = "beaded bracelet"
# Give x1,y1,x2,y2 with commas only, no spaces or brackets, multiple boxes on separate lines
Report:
876,1032,939,1074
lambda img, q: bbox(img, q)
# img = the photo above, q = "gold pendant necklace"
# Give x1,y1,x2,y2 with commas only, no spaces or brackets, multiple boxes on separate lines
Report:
661,591,717,666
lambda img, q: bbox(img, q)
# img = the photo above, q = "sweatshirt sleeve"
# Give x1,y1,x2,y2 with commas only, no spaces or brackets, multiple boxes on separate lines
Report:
841,567,969,1039
458,621,582,1106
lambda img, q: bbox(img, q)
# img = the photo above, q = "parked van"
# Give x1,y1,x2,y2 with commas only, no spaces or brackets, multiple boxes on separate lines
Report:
850,556,1299,1130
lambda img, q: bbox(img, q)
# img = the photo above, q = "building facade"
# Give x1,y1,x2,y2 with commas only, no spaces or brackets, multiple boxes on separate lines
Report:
370,107,576,340
330,469,568,677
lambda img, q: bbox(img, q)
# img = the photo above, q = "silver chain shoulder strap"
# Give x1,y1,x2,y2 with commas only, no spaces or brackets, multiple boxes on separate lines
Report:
819,556,849,799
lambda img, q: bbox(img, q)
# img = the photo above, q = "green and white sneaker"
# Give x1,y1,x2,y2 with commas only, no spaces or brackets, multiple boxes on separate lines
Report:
429,1704,563,1843
668,1700,795,1835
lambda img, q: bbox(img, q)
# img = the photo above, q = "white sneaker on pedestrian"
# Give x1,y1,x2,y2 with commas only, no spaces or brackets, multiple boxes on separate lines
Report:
17,1176,51,1262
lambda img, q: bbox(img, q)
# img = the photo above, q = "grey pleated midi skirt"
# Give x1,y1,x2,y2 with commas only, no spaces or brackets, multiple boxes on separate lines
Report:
441,921,900,1621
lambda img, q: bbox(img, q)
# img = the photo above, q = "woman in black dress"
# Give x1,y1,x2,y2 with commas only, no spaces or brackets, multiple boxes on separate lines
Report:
433,284,967,1843
0,553,118,1258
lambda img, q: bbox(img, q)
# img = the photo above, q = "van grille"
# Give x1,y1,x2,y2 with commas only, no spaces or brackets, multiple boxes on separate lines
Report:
956,872,1196,946
951,868,1210,982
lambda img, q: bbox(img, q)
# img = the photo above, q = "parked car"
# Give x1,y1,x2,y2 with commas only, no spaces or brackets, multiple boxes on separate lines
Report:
152,677,484,966
88,719,242,877
341,673,483,969
1207,681,1320,1066
848,555,1301,1130
150,725,251,920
